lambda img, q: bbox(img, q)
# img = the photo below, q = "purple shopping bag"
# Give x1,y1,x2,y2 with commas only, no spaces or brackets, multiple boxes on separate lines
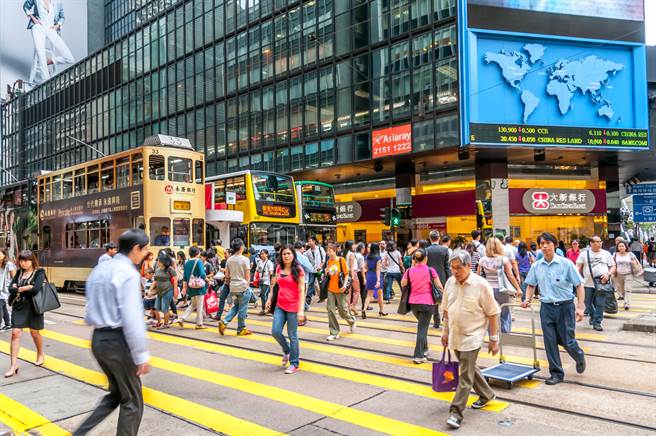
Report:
432,347,459,392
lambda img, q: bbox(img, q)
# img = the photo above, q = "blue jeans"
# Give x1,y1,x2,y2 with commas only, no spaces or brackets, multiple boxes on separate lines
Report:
217,284,231,321
223,289,252,332
271,306,299,367
384,272,402,301
520,272,529,300
259,284,270,309
585,287,608,326
493,288,512,333
540,301,585,379
306,273,316,299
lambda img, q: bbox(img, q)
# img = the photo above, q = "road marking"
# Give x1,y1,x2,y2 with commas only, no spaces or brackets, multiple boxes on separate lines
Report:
0,392,69,435
300,310,608,341
31,331,453,435
0,341,283,436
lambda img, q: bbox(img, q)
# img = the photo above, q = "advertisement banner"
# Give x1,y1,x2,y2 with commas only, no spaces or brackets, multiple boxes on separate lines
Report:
372,124,412,159
522,189,596,214
0,0,88,94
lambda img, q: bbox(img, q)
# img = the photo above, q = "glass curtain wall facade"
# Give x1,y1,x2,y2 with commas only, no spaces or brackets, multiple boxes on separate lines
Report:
1,0,459,187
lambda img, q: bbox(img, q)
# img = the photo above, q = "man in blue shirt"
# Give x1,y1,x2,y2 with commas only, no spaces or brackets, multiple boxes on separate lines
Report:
153,226,170,246
522,232,586,386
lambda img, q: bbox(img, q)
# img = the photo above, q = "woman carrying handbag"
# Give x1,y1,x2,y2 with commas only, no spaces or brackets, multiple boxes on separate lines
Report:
613,240,643,311
400,249,444,364
5,250,46,378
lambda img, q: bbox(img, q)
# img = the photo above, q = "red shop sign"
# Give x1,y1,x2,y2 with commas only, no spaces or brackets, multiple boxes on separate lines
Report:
372,124,412,158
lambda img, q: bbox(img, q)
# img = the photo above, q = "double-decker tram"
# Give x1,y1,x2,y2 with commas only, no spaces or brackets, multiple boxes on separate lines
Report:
205,171,299,251
295,181,337,244
37,135,205,290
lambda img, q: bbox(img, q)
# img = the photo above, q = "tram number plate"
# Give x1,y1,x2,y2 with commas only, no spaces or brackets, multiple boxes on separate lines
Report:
173,200,191,211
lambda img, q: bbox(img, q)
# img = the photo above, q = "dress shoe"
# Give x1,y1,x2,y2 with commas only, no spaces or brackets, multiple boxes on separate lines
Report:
576,355,586,374
545,376,563,385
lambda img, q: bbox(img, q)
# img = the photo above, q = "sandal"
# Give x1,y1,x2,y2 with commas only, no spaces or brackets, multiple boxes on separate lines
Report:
379,312,388,317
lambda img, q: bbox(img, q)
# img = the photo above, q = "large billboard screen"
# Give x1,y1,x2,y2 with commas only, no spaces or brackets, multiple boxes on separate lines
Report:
0,0,88,94
461,30,649,150
468,0,644,21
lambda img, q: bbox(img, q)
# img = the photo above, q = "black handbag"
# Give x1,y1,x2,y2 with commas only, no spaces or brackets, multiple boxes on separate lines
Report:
266,283,279,314
32,270,61,314
604,292,618,314
428,268,443,304
586,250,615,295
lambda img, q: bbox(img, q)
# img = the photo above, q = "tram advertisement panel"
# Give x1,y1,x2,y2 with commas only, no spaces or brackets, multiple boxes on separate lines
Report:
460,29,649,150
39,187,142,268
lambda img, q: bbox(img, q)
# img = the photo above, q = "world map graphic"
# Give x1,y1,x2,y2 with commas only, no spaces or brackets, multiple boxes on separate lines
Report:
484,44,625,124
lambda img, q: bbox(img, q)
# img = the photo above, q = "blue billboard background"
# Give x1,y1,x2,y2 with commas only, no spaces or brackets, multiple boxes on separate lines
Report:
467,30,647,130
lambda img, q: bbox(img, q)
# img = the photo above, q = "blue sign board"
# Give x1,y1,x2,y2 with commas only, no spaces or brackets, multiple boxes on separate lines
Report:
627,184,656,195
633,195,656,223
460,28,649,150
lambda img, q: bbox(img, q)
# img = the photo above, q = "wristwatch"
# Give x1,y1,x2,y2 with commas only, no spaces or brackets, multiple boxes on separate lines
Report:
489,335,499,342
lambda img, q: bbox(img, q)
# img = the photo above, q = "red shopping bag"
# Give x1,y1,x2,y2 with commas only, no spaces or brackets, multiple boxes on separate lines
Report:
432,347,459,392
204,290,219,316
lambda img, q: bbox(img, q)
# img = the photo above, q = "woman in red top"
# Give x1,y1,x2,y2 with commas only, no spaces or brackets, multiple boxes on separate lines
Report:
267,245,305,374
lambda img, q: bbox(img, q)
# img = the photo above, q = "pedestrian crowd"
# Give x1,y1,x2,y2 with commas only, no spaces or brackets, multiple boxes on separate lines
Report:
0,228,651,433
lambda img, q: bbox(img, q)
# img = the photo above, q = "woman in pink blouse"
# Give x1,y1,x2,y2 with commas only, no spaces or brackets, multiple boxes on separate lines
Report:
401,248,444,364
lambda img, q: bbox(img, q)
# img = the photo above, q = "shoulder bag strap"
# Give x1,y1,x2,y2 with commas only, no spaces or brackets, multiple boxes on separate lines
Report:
388,251,402,269
586,250,596,289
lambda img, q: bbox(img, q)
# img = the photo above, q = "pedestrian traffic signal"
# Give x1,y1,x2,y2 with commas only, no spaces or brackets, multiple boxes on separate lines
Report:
380,207,391,226
390,208,401,227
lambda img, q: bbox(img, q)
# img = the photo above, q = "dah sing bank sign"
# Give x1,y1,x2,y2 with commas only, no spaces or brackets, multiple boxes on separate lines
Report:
522,189,596,214
372,124,412,158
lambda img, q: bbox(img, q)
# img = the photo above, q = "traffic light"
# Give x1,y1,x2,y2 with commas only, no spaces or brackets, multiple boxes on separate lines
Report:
380,207,391,226
390,208,401,227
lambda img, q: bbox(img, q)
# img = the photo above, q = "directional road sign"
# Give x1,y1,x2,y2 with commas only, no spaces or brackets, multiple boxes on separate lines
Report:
633,194,656,223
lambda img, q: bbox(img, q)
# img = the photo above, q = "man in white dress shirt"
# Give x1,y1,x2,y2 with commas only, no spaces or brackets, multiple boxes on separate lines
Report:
74,229,151,436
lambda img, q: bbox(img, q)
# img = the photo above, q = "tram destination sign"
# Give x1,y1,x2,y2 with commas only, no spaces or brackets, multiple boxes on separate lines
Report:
470,123,649,149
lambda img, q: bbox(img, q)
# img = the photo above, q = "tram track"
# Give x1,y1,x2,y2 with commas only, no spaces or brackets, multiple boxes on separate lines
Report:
50,306,656,432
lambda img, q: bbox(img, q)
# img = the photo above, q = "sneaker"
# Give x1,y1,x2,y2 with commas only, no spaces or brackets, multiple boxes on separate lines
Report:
326,334,340,341
350,322,356,333
284,365,299,374
218,321,226,335
1,326,11,331
624,305,630,311
146,319,157,326
176,319,184,327
593,324,603,332
195,325,208,330
471,395,496,409
237,328,253,336
545,376,563,385
413,357,428,364
282,354,290,366
446,415,462,429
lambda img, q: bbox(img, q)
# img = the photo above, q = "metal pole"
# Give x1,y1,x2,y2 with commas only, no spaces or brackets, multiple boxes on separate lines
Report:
66,135,106,157
0,167,20,183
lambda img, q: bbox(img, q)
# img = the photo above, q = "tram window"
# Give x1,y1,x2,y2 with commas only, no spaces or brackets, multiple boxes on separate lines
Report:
172,218,190,247
149,154,166,180
116,158,130,188
168,157,192,183
38,180,45,203
150,217,171,246
62,172,73,198
74,223,87,248
87,167,100,194
88,221,101,248
44,178,51,202
74,169,85,196
52,175,62,201
101,162,115,191
192,219,204,245
41,225,51,249
65,224,74,248
195,160,203,184
132,157,143,185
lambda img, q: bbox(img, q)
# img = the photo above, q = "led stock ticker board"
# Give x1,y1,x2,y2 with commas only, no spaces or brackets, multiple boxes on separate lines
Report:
469,124,649,148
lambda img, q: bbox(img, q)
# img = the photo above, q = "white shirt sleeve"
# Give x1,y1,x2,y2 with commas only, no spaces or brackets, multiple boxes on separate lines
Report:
116,271,150,365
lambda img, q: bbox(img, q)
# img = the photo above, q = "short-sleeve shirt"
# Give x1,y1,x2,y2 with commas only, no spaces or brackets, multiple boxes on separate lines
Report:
503,244,516,261
443,273,500,352
153,266,176,296
614,252,636,276
276,266,304,312
256,259,274,285
326,256,348,293
226,254,251,293
404,264,438,305
478,256,510,289
576,249,615,288
0,262,17,299
386,250,403,274
525,254,583,303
